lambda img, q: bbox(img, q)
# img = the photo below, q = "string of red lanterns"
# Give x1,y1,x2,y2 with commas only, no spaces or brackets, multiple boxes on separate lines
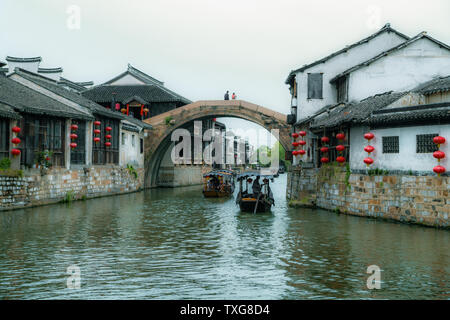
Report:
11,126,21,157
291,131,307,159
432,136,446,176
105,126,112,147
94,120,101,144
70,123,78,149
320,136,330,164
363,132,375,167
336,133,346,164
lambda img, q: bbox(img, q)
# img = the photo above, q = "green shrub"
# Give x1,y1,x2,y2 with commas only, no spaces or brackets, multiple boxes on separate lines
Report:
165,116,173,126
0,158,11,170
127,164,138,179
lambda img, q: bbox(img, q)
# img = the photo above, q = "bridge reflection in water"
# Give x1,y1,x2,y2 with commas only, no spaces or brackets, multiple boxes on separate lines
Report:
0,174,448,299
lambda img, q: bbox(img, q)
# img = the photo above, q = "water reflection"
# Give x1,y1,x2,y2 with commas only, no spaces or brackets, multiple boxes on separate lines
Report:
0,174,448,299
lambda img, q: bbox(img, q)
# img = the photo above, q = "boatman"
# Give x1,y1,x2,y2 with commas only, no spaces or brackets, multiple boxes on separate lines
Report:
252,177,261,195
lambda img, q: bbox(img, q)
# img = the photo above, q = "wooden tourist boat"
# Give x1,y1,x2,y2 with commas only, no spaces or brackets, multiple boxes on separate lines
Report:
235,171,275,213
202,169,235,198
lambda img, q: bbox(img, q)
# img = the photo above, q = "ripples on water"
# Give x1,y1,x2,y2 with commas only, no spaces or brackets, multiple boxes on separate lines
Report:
0,174,448,299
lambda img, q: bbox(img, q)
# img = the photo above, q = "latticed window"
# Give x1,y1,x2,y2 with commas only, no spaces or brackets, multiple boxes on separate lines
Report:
416,134,438,153
382,136,399,153
92,117,119,165
71,120,86,165
0,119,9,160
18,115,65,167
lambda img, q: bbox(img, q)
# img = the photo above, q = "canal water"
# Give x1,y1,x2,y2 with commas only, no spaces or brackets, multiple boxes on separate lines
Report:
0,174,448,299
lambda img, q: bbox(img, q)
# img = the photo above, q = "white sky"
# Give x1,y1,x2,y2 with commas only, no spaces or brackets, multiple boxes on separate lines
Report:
1,0,449,148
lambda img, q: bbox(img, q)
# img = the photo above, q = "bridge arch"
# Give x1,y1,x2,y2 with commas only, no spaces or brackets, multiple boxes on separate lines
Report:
143,100,291,187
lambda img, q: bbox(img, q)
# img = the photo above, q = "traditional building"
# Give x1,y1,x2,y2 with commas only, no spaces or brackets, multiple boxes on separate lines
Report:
0,55,152,171
82,64,191,120
286,24,450,172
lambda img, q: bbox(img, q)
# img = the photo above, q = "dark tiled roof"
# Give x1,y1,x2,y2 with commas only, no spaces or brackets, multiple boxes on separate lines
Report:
103,64,164,86
12,68,124,120
76,81,94,87
0,60,6,67
330,33,450,83
58,77,89,92
38,67,63,73
310,91,407,130
294,103,342,126
285,23,410,84
0,101,21,119
367,102,450,126
415,76,450,95
6,56,42,63
122,95,148,105
0,76,93,120
122,117,152,130
82,84,191,105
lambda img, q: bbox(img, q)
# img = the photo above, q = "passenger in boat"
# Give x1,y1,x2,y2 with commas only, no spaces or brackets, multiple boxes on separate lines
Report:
224,91,230,100
232,92,237,100
252,177,261,195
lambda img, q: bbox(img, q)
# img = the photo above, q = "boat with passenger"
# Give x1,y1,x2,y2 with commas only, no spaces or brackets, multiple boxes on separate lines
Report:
202,169,235,198
235,171,275,213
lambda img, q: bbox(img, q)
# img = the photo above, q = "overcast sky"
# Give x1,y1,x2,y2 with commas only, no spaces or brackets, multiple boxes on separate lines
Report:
1,0,449,147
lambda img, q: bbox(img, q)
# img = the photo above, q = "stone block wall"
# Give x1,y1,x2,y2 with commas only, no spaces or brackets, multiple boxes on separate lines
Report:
0,166,144,211
288,165,449,228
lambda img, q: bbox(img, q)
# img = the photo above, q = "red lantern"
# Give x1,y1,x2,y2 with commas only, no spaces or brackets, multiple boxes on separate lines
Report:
11,137,21,145
299,131,307,137
71,124,78,131
292,150,298,156
364,133,375,141
11,148,21,156
321,137,330,144
298,150,306,155
105,134,112,140
94,129,101,135
292,133,300,139
12,126,21,134
45,156,50,161
292,142,301,147
94,121,101,126
336,145,345,152
70,142,77,149
121,108,127,114
105,126,112,132
364,145,375,154
70,133,78,140
433,136,446,145
320,147,329,153
336,133,345,140
433,165,446,175
433,150,446,160
115,103,120,111
299,140,306,146
336,156,346,163
364,157,374,166
321,157,330,163
93,137,100,143
105,142,112,147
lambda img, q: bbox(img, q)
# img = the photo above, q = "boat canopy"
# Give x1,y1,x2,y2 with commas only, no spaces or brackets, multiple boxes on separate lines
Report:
236,171,276,181
203,170,235,178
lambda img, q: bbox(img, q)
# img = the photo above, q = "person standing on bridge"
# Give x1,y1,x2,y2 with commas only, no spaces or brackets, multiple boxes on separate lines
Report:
232,92,237,100
224,91,230,100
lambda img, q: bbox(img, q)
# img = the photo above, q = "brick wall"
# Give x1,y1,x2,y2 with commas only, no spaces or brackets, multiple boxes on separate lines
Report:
0,166,144,211
287,165,450,228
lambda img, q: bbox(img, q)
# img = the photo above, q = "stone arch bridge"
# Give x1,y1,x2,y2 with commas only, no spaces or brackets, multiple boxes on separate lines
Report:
143,100,290,187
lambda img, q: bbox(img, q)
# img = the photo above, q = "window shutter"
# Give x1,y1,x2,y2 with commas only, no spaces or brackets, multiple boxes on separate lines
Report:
308,73,323,99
